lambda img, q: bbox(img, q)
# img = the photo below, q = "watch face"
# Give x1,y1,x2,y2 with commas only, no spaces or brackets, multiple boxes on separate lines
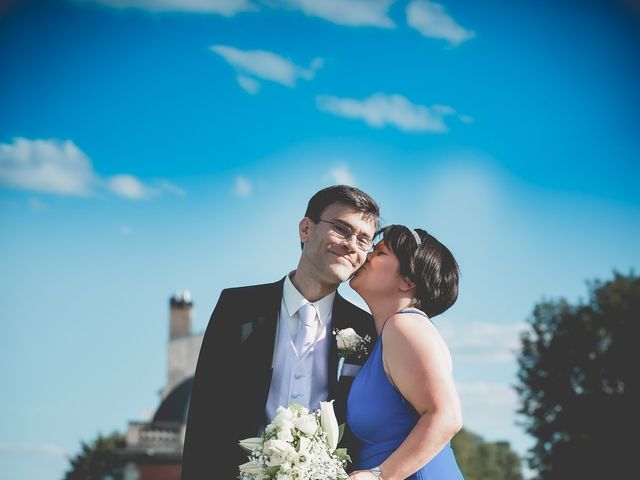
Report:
371,466,382,476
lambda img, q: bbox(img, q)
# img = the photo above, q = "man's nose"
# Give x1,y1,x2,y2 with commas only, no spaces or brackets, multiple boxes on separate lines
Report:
341,233,358,252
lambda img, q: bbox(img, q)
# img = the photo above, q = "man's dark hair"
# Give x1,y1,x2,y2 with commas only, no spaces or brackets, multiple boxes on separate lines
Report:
378,225,459,318
301,185,380,249
304,184,380,225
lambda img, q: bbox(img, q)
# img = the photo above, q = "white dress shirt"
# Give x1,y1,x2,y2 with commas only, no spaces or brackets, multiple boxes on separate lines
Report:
265,272,335,423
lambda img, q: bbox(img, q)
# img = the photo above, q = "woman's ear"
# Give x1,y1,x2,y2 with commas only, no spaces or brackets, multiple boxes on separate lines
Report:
399,277,415,293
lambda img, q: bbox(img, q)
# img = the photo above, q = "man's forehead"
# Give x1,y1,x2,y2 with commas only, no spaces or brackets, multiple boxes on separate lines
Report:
323,202,374,219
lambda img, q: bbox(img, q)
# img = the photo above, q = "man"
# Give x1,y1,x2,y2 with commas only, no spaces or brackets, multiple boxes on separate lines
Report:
181,185,380,480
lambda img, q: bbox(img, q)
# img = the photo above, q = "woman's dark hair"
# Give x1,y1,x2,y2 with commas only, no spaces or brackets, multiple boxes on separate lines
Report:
378,225,460,318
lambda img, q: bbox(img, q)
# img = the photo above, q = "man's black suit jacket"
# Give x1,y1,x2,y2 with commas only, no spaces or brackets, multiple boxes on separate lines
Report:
181,277,377,480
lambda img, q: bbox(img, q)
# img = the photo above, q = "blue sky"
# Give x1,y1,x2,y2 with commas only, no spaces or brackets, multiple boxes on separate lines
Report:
1,1,639,479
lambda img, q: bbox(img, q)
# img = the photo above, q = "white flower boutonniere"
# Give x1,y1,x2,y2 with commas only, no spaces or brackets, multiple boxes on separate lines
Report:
333,328,372,381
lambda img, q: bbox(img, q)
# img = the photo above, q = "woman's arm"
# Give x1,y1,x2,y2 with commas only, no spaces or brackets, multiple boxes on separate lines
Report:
351,312,463,480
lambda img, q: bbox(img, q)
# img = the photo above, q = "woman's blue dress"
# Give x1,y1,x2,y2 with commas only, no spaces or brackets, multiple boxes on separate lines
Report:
346,310,464,480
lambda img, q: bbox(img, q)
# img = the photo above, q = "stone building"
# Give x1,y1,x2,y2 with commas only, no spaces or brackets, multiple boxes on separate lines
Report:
120,290,204,480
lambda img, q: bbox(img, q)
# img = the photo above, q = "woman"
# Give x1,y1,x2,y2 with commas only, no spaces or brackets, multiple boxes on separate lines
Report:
347,225,464,480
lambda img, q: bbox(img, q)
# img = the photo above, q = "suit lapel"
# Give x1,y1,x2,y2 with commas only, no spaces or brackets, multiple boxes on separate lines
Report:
246,278,285,429
328,293,352,415
328,294,342,397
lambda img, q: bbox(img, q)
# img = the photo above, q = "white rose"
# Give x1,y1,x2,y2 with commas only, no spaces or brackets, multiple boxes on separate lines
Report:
320,400,339,452
264,439,296,465
277,427,294,442
273,405,296,423
274,417,294,436
336,328,363,350
294,414,318,436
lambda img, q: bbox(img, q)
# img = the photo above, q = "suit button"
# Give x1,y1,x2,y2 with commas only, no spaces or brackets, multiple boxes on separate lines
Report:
294,373,303,379
292,393,301,399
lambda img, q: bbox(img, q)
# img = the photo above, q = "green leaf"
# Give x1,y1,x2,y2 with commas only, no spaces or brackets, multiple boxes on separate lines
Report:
338,423,345,444
334,448,351,464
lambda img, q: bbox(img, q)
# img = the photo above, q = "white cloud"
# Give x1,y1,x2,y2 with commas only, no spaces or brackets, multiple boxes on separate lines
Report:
457,382,517,409
154,179,186,196
328,165,355,185
441,321,527,364
458,113,474,124
317,93,462,133
237,75,262,94
456,380,535,462
276,0,395,28
406,0,475,46
0,137,96,196
79,0,258,16
0,441,68,457
107,174,158,199
0,138,180,201
78,0,396,28
233,176,252,197
211,45,322,91
456,382,530,454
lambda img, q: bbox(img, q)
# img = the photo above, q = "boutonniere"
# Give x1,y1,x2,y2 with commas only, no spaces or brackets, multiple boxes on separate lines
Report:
333,327,372,381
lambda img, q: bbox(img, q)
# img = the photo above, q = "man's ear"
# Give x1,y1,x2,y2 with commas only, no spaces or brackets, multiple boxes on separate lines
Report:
299,217,311,244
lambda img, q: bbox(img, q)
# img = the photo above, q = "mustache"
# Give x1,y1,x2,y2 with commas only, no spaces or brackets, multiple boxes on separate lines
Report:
328,246,359,267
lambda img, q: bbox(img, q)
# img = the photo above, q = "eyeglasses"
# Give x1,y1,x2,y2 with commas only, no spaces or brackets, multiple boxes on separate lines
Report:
318,219,374,252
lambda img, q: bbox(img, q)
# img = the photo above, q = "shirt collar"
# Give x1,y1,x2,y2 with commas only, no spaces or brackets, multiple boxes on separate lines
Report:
283,271,335,326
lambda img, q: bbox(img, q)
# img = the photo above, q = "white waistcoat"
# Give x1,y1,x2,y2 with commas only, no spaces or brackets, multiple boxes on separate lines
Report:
265,311,331,423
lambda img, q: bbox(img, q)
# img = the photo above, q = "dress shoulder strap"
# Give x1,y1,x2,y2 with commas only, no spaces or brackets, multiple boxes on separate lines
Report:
381,308,430,333
397,308,431,320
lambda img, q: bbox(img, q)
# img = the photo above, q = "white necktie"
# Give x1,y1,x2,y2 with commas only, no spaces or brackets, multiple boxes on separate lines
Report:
295,303,317,357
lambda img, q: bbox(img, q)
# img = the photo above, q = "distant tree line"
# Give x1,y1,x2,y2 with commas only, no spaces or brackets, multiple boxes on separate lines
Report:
63,431,125,480
451,429,523,480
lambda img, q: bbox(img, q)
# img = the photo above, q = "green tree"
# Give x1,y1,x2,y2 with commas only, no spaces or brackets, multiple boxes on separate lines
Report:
63,431,125,480
452,428,523,480
516,271,637,479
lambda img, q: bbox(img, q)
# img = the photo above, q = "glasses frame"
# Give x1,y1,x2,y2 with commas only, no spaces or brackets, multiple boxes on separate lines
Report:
318,219,374,253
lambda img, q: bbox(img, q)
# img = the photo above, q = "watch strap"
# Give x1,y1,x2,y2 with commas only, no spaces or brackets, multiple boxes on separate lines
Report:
370,465,383,478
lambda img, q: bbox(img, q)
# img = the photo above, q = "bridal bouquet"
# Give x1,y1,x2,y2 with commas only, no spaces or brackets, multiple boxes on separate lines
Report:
238,401,350,480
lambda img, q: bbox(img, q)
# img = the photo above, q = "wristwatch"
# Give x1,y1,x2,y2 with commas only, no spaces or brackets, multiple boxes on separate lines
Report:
370,465,383,479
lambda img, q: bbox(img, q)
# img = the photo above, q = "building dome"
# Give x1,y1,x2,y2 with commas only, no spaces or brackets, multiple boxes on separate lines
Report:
152,376,193,424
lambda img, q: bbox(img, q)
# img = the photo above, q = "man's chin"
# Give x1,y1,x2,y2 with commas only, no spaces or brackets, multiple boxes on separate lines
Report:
330,265,358,284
